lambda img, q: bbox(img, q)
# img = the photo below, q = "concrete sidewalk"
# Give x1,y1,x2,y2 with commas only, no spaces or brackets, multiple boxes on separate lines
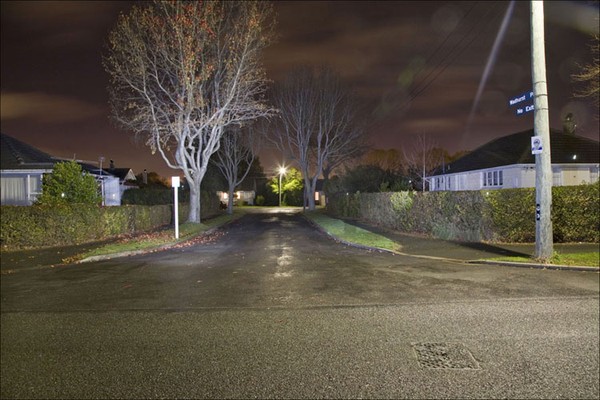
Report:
339,218,599,272
1,239,122,273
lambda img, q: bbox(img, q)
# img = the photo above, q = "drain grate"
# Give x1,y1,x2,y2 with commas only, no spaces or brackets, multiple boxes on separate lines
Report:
412,342,480,370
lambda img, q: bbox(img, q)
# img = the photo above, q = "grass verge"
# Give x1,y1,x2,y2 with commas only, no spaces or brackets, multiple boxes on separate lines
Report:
66,211,245,262
304,210,399,252
487,252,599,267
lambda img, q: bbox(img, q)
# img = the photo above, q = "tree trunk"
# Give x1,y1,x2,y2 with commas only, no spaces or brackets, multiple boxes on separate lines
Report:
188,182,201,223
307,178,317,210
227,184,235,215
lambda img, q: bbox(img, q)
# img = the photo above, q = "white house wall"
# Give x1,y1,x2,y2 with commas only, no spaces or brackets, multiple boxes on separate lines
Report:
100,176,121,206
428,164,598,192
217,191,255,205
0,170,48,205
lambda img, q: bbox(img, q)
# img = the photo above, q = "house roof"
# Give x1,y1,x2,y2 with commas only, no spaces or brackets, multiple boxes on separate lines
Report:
104,167,136,181
1,132,55,170
438,129,600,175
2,133,135,180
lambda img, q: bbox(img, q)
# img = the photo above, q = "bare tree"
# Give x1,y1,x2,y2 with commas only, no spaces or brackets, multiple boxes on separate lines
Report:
403,133,443,191
362,148,405,175
572,33,599,114
212,124,262,214
322,114,369,181
104,1,275,222
270,66,364,210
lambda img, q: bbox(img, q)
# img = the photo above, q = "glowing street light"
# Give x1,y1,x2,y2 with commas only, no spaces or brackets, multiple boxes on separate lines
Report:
278,166,287,207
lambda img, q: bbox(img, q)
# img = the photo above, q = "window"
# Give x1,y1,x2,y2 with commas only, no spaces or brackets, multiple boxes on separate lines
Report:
482,170,504,188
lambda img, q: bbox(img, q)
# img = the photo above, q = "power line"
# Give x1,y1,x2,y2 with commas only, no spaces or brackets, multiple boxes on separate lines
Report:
399,2,505,110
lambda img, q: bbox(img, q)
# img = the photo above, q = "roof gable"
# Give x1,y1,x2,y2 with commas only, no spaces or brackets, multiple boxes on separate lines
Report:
443,129,600,174
104,168,136,181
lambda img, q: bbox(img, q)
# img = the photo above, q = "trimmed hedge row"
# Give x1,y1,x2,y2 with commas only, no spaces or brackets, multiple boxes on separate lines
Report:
1,193,222,249
326,182,599,243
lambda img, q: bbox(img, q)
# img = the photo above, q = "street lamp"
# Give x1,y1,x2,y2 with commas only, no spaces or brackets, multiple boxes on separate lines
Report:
278,166,287,207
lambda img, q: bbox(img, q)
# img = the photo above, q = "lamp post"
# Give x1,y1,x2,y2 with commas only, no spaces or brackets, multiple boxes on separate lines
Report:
278,166,286,207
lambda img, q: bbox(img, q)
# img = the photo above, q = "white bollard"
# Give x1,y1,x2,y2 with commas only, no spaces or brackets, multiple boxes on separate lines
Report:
171,176,180,239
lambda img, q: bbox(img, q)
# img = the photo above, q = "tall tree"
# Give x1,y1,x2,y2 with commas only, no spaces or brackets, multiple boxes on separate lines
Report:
104,0,275,222
322,113,369,181
403,133,443,191
270,66,364,210
363,148,405,174
572,34,599,114
212,124,262,214
269,167,304,206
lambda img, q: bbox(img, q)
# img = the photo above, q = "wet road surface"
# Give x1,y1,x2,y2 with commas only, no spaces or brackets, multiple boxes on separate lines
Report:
2,209,599,399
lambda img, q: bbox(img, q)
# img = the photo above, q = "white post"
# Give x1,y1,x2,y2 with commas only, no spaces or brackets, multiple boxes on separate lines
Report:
530,0,553,260
172,176,180,239
278,166,286,207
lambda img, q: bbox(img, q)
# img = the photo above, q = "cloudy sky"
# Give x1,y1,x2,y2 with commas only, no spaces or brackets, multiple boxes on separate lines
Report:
1,0,598,178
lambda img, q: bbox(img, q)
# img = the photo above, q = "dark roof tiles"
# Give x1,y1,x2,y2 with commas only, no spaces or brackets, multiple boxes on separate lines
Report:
441,129,599,174
1,133,55,170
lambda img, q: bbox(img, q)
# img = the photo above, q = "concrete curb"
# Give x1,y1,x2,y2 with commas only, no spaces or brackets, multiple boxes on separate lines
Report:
468,259,600,272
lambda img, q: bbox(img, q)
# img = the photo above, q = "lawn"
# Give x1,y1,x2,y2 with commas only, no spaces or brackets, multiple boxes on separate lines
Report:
488,252,599,267
303,210,399,252
66,211,245,262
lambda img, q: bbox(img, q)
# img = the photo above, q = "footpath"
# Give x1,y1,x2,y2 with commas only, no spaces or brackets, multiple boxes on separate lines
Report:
1,210,598,273
334,218,599,272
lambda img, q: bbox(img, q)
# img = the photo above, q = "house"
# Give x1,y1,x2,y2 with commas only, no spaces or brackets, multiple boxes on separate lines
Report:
217,177,256,206
427,129,599,191
1,133,54,205
1,133,131,206
104,159,138,197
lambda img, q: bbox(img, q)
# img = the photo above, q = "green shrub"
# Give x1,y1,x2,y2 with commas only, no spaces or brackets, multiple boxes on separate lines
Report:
1,204,102,248
0,200,211,250
36,161,101,206
255,195,265,206
484,188,535,242
326,182,599,243
552,182,599,242
122,186,177,205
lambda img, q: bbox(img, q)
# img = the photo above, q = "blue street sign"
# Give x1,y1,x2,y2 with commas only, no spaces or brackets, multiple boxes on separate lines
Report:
516,103,534,115
509,91,534,107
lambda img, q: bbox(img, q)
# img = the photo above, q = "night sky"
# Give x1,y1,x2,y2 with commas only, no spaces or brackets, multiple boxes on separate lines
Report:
1,1,598,179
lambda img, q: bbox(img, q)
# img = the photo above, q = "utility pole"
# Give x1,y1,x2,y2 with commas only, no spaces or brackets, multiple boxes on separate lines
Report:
530,0,553,260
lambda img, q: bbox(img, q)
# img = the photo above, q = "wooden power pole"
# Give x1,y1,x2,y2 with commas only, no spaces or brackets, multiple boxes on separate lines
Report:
530,0,553,260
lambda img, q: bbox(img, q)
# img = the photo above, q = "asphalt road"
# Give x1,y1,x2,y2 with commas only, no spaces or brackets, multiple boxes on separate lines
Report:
1,209,599,399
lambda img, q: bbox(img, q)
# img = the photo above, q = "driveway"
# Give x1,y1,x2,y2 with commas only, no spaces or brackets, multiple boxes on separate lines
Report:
2,209,599,399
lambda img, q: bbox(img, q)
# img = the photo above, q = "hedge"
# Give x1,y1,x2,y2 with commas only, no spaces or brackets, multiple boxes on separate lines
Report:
326,182,599,243
0,192,222,249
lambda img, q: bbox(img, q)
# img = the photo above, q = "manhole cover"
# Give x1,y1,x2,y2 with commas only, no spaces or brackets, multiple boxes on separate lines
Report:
412,342,480,370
